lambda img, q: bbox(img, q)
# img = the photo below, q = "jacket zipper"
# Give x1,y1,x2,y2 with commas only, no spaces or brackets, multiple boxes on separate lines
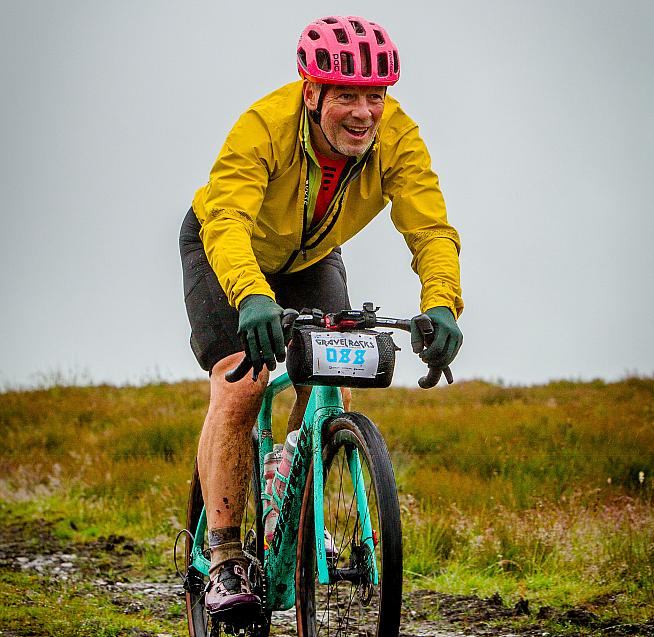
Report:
277,153,311,273
277,147,371,273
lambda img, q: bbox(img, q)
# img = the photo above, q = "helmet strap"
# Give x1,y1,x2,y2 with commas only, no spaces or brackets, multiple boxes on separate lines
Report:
309,85,348,157
309,84,326,125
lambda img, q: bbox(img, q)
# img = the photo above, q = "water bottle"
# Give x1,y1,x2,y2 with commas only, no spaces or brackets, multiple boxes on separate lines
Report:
274,431,298,503
263,444,283,546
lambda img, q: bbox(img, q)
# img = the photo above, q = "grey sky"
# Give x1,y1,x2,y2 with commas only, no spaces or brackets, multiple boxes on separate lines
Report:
1,0,652,388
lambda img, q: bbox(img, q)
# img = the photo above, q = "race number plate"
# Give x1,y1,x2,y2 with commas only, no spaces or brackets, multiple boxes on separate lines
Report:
311,331,379,378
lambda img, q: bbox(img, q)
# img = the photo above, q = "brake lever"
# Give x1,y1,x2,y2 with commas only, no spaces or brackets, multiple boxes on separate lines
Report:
411,313,434,352
418,365,454,389
225,356,253,384
247,310,297,382
226,309,299,384
281,308,299,343
412,313,455,389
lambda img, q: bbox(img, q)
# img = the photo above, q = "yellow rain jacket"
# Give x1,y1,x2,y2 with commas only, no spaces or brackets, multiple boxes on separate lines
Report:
192,81,463,316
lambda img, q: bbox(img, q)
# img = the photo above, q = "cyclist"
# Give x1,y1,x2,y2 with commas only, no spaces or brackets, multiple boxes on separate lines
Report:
179,15,464,623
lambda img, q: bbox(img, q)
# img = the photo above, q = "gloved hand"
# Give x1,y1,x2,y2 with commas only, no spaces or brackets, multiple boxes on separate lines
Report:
237,294,285,377
410,307,463,369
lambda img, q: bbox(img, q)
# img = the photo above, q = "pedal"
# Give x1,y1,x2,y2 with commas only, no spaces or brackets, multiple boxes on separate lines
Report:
210,611,268,636
183,564,206,595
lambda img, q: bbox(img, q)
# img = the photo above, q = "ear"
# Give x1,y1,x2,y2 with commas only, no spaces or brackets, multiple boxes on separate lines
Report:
302,81,320,111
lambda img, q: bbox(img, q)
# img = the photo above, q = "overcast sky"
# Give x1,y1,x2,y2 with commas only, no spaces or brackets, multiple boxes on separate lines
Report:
1,0,652,389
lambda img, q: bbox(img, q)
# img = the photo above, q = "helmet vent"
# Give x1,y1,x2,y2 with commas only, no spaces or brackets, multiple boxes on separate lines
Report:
341,51,354,76
316,49,331,72
297,48,307,69
297,16,399,86
349,20,366,35
333,28,349,44
377,53,388,77
359,43,371,77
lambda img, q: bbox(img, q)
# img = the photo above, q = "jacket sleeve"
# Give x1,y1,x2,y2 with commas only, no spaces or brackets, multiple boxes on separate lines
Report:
382,119,464,317
193,109,276,309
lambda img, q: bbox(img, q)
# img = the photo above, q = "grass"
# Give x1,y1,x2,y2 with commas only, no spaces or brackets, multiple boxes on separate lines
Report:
0,571,186,637
1,376,653,630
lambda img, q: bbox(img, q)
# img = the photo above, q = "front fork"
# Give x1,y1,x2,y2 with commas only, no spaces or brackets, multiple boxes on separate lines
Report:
312,388,379,587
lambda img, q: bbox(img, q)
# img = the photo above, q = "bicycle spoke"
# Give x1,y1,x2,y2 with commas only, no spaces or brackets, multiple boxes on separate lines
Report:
330,446,378,634
298,414,402,637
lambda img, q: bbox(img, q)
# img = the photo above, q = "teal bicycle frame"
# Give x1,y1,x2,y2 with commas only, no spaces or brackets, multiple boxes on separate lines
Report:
187,372,379,611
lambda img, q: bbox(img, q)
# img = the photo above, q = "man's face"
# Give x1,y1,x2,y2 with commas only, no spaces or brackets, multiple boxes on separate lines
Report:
304,84,386,158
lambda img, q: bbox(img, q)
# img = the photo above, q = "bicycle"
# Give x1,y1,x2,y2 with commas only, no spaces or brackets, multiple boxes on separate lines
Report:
177,302,452,636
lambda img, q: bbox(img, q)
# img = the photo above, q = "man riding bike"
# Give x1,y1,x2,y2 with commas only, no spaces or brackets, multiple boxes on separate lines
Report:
179,15,464,624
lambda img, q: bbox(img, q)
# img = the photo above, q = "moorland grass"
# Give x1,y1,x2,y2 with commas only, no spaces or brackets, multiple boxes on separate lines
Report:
0,570,185,636
1,377,653,621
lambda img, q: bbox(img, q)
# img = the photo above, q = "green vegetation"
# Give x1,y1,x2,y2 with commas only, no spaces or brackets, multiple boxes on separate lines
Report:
0,571,185,637
1,377,653,632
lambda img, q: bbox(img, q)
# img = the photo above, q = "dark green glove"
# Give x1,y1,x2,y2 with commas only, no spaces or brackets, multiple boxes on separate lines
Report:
237,294,285,375
410,307,463,369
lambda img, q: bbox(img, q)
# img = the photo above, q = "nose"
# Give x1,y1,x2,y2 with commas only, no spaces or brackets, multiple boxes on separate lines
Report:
350,96,372,120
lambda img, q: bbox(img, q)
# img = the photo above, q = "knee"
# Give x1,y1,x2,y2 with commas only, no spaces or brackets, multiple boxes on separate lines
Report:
207,355,269,414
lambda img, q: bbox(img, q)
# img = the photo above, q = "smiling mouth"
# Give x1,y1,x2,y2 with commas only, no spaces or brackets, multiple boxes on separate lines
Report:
343,125,369,138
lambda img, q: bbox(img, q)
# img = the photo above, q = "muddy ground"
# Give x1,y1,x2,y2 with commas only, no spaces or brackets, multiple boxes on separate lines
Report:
0,520,652,637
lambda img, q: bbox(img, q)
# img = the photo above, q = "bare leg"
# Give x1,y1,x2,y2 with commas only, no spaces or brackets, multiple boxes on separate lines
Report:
286,385,312,434
341,387,352,411
198,354,271,615
286,385,352,433
198,353,269,534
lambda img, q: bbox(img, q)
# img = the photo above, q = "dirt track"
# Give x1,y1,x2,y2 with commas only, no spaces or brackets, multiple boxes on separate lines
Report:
1,522,652,637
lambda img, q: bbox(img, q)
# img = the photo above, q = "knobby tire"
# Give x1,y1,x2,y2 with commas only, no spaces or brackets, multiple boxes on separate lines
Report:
295,412,403,637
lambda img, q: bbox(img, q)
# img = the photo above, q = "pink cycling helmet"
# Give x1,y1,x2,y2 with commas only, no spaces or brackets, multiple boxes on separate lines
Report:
297,16,400,86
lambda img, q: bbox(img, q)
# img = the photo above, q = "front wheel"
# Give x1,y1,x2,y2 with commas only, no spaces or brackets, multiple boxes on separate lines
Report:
296,412,403,636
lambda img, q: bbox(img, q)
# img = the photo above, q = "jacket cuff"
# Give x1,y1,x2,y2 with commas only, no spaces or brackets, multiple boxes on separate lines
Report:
234,285,276,310
420,283,464,318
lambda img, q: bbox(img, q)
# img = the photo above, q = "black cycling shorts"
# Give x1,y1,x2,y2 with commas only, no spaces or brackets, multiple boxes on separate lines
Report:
179,207,351,372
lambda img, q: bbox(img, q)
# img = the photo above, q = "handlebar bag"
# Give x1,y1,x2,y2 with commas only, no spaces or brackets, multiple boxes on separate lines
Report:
286,326,398,388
